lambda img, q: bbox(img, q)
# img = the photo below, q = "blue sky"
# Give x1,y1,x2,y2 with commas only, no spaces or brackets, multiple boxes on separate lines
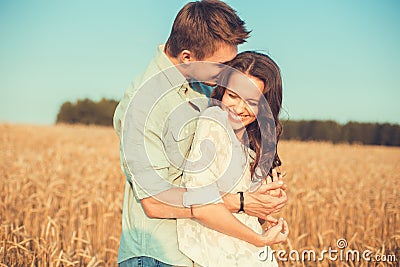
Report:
0,0,399,125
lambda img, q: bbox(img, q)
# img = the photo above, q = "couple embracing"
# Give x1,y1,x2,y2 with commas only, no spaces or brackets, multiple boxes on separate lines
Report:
114,1,289,266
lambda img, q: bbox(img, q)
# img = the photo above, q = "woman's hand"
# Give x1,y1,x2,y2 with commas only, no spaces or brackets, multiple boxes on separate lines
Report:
260,218,289,246
258,214,279,226
264,169,286,197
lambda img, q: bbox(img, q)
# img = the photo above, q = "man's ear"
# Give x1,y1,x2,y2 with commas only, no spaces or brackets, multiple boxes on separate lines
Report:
179,50,196,64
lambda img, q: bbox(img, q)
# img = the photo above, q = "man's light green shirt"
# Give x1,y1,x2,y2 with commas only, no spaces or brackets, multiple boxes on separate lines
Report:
114,45,207,266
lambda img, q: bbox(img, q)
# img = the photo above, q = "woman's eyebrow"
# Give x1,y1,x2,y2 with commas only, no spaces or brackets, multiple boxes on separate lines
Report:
227,90,259,103
225,89,237,95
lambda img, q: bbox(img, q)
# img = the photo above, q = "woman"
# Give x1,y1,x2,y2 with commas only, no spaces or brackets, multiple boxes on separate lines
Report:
177,51,288,267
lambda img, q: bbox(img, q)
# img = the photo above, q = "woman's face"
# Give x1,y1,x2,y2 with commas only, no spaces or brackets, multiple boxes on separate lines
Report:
221,72,265,131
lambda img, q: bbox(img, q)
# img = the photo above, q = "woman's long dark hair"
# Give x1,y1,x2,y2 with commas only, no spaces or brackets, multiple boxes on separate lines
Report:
210,51,283,179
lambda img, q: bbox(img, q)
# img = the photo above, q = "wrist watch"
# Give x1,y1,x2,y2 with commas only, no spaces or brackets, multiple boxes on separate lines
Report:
237,191,245,213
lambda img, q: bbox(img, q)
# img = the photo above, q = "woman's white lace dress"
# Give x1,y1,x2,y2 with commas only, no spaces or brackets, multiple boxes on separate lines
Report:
177,107,278,267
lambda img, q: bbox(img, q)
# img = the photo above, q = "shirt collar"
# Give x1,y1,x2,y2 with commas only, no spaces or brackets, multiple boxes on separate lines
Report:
154,45,209,111
155,45,187,92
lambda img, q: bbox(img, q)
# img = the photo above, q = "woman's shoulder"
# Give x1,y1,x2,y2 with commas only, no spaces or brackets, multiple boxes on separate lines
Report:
197,106,238,143
199,106,228,125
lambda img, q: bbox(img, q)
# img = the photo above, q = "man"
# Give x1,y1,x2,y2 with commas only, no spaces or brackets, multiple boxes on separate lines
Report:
114,1,287,266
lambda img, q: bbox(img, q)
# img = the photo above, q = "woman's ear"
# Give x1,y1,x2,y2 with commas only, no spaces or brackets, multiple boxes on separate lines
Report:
179,50,196,64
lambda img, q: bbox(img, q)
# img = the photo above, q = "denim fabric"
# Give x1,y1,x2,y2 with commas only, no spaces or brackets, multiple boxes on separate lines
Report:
119,256,174,267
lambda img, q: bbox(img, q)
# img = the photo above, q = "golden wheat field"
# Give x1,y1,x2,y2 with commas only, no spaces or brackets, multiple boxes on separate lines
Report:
1,123,399,267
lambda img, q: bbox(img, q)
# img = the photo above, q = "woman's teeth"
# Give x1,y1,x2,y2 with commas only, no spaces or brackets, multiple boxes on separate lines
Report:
230,111,247,120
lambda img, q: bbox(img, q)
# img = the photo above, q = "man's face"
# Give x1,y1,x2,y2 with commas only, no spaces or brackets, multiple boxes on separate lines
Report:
189,44,237,85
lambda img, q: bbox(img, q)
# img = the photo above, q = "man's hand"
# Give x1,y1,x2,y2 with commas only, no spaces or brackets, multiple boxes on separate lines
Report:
244,180,287,220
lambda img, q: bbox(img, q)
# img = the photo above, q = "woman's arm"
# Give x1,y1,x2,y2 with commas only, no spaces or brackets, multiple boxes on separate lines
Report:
184,108,288,246
191,202,288,247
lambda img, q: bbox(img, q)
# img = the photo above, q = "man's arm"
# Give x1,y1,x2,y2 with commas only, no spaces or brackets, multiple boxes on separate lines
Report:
140,179,286,219
122,81,187,215
140,188,191,219
141,188,289,247
222,180,287,219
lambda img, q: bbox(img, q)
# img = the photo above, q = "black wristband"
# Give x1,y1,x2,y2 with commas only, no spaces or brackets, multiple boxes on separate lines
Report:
237,191,245,213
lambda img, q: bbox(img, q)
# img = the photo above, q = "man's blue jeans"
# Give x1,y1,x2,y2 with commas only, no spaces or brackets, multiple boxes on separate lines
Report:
119,256,174,267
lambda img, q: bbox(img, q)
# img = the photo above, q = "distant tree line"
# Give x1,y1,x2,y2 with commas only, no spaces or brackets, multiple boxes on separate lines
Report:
56,98,118,126
281,120,400,146
56,98,400,146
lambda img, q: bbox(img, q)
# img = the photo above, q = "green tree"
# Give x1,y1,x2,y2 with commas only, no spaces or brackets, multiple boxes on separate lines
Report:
56,98,118,126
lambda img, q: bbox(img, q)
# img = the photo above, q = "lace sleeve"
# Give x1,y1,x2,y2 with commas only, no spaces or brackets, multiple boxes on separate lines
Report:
182,107,234,206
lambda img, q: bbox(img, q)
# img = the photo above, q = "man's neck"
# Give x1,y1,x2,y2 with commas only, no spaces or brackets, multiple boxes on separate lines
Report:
165,51,189,80
164,49,180,66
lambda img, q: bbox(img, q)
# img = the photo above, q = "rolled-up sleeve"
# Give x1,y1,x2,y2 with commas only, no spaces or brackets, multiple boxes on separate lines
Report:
121,80,173,199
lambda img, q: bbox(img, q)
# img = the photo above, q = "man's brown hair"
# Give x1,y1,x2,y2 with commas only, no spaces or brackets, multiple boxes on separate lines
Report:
165,0,250,60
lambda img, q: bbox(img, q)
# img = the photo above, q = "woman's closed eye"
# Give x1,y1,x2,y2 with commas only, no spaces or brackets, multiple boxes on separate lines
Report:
228,93,258,107
227,91,239,99
247,100,258,107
